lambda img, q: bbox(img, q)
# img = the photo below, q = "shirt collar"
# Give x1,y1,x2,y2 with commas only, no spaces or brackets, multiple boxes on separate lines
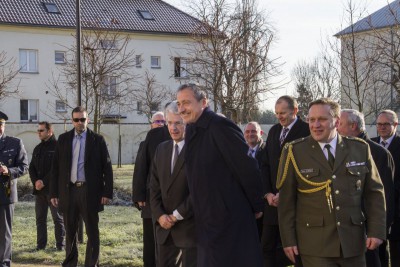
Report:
284,116,298,131
381,134,395,146
174,140,185,152
318,134,338,153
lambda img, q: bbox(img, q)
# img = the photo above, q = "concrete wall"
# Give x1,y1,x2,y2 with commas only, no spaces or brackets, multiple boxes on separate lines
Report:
4,123,383,165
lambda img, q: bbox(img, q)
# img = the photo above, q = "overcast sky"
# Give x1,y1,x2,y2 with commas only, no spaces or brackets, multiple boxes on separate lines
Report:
163,0,387,110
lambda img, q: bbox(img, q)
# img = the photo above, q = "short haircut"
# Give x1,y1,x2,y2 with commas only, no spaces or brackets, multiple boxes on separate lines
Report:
38,121,53,131
276,95,298,110
164,101,180,117
309,98,341,118
341,109,365,131
71,106,87,117
378,109,398,123
246,121,262,133
151,111,165,122
177,83,207,101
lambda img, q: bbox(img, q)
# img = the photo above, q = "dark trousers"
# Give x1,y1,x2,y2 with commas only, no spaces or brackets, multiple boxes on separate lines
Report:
35,194,65,249
0,204,13,267
301,254,365,267
389,240,400,267
261,224,294,267
256,216,263,241
378,240,389,267
365,248,381,267
158,235,197,267
63,185,99,267
143,218,156,267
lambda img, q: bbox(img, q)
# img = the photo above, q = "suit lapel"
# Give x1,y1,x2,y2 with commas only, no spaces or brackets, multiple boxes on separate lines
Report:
333,135,348,173
307,137,332,171
84,129,94,163
388,134,400,155
168,145,186,191
0,135,6,152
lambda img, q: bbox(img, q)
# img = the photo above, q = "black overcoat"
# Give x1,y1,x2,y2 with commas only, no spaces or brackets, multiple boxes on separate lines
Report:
184,108,264,267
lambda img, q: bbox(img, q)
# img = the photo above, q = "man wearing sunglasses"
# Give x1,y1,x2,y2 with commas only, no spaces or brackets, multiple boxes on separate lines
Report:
29,122,65,251
50,106,113,267
0,111,28,267
151,112,166,129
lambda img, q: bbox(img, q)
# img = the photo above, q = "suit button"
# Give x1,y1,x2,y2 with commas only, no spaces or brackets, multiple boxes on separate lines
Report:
335,190,339,195
336,206,340,211
332,175,336,179
337,222,341,226
306,223,309,227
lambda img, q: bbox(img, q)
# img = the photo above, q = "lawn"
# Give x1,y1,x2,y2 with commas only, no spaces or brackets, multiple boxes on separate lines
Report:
13,165,145,267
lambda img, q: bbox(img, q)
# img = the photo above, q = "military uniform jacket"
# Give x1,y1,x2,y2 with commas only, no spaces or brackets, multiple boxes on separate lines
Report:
29,135,57,195
0,134,28,204
277,135,386,258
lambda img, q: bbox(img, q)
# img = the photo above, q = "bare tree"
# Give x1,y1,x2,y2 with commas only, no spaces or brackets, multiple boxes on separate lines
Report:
0,51,20,100
183,0,281,123
48,24,138,132
134,71,174,122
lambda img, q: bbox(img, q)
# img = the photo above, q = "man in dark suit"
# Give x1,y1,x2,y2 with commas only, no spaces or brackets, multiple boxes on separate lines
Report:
176,84,264,267
244,121,267,239
0,111,28,267
278,98,386,267
29,121,65,251
338,109,394,267
150,101,196,267
132,113,171,267
371,109,400,267
262,95,309,267
50,106,113,267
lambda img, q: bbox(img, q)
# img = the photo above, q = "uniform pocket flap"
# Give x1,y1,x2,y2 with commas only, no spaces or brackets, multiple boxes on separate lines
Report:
347,165,369,176
300,168,319,179
302,215,324,227
351,214,366,226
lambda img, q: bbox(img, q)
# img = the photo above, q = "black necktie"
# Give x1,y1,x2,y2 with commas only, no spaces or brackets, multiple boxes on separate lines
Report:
172,144,179,173
324,144,335,169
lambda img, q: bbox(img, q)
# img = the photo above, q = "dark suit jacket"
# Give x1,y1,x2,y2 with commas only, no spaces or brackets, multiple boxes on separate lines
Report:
29,135,57,195
184,108,263,267
132,126,171,218
0,134,28,204
150,141,195,248
263,117,310,225
359,132,394,229
372,133,400,239
278,135,386,258
50,128,113,213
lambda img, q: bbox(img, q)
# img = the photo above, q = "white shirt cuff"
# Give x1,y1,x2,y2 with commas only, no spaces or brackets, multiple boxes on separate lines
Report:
173,209,184,220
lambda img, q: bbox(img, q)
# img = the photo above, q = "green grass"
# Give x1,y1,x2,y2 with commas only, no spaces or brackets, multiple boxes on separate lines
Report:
13,165,144,267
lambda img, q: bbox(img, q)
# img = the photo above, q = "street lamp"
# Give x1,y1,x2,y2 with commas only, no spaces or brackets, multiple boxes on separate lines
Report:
76,0,82,106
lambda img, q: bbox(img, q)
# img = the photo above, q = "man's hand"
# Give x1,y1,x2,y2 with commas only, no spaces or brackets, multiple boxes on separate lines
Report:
265,193,279,207
51,198,59,208
255,212,263,219
138,201,146,207
168,214,178,223
283,246,299,264
158,214,175,229
272,193,280,206
0,165,8,175
35,180,45,191
366,237,383,250
101,197,111,205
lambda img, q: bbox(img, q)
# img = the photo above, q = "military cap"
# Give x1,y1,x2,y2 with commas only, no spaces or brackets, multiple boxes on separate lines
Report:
0,111,8,124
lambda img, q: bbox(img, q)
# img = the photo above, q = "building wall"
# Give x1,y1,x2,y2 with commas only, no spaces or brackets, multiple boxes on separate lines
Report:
0,24,194,123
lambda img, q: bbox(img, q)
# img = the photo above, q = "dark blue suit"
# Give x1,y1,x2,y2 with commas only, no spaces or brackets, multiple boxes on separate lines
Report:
184,108,264,267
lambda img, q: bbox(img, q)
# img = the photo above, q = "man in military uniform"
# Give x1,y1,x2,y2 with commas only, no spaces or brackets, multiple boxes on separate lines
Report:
0,111,28,267
277,98,386,267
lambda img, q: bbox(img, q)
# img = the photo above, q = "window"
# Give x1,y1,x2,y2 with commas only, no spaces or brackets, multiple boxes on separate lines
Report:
138,10,154,20
101,76,117,96
100,39,117,49
42,3,60,14
56,100,67,113
19,49,38,73
150,101,160,112
137,101,142,113
151,56,161,68
136,55,142,68
20,99,38,121
174,57,188,78
55,51,66,64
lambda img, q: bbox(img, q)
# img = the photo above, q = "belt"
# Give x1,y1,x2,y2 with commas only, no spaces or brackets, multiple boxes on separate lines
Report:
70,181,85,187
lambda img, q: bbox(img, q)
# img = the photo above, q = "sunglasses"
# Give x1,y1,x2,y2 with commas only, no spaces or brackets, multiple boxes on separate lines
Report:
73,118,87,123
152,120,165,124
37,129,46,133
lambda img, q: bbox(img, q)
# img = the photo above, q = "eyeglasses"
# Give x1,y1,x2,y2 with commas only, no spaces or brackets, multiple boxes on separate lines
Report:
152,120,165,124
167,121,184,127
73,118,87,123
376,122,392,128
37,129,46,133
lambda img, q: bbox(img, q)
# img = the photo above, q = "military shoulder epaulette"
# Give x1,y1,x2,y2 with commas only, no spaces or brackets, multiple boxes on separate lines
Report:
286,137,307,147
342,136,368,145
